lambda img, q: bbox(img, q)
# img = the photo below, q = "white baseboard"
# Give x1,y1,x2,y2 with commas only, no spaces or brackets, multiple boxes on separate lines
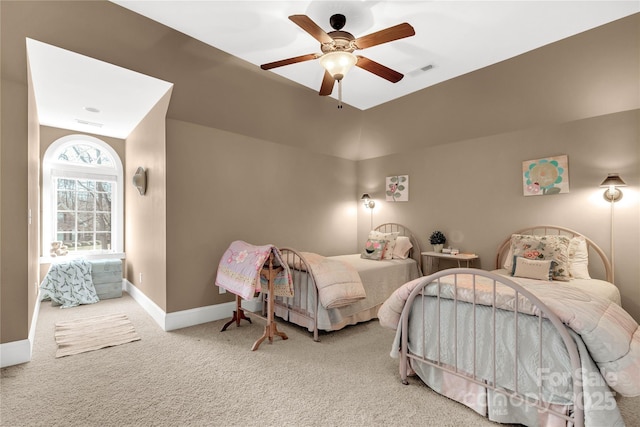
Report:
123,280,261,332
0,282,260,368
0,296,41,368
123,279,167,330
0,339,31,368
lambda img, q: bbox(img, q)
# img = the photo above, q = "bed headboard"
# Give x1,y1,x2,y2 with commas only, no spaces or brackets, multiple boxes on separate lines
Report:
496,225,612,283
374,223,422,274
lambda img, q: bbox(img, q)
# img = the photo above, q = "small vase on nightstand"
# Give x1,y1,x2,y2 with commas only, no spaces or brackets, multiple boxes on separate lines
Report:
433,244,444,253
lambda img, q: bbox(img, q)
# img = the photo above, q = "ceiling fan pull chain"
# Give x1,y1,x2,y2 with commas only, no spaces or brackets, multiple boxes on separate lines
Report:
338,80,343,109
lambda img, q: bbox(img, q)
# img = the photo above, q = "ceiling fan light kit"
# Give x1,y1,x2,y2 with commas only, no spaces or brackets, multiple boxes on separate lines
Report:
261,13,415,109
318,51,357,81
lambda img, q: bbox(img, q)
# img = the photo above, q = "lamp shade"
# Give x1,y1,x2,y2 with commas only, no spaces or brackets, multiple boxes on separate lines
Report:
361,193,375,209
601,173,626,202
600,173,627,187
319,51,357,81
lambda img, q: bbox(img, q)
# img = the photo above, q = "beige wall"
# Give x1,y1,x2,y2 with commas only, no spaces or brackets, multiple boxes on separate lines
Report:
165,119,358,313
125,90,172,311
359,13,639,159
1,78,30,344
358,110,640,320
0,0,364,161
1,0,361,345
1,1,638,350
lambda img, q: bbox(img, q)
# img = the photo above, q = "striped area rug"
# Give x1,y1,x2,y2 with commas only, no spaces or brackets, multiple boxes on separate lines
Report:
54,313,140,358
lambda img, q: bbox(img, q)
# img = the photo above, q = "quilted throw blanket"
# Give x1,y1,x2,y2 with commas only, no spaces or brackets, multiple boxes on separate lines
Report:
39,259,100,308
296,252,366,309
215,241,293,300
378,273,640,397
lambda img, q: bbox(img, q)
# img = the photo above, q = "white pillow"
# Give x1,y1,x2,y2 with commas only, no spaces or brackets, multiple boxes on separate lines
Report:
368,231,399,260
569,236,591,279
392,236,413,260
512,256,554,281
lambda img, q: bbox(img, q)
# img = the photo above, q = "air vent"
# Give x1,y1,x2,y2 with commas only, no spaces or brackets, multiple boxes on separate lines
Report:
75,119,103,127
408,64,435,77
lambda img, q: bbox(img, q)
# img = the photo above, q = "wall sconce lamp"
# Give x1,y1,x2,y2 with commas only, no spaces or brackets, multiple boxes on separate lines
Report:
361,193,375,229
361,193,376,209
600,173,626,202
132,167,147,196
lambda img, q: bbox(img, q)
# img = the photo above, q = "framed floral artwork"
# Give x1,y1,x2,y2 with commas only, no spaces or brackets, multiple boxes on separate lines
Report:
522,155,569,196
386,175,408,201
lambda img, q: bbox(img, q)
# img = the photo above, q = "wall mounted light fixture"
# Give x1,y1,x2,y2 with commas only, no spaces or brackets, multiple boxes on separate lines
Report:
361,193,375,230
600,173,626,202
361,193,376,209
600,173,626,283
132,167,147,196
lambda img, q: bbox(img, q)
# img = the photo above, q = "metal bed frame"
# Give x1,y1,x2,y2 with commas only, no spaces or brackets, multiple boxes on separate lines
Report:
398,225,615,427
275,223,421,342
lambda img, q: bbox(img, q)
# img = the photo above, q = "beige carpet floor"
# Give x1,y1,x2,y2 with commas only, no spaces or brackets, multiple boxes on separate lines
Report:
1,292,638,426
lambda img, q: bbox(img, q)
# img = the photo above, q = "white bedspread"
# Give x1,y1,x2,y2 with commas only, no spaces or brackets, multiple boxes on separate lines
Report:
380,272,640,397
277,254,420,331
493,268,621,305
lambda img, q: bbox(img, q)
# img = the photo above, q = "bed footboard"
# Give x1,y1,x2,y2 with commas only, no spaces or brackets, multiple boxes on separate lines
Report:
274,248,321,341
399,268,584,427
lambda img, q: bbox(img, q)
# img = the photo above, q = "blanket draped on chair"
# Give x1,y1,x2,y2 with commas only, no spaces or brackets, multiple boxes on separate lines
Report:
215,240,294,300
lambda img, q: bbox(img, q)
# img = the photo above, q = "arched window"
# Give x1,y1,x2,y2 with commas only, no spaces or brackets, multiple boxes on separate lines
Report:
43,135,123,258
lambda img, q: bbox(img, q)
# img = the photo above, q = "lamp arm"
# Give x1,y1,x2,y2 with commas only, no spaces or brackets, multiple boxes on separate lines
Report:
610,197,615,283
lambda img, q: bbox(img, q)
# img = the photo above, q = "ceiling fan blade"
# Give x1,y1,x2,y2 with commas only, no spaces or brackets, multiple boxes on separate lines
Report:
289,15,333,44
354,23,415,49
356,56,404,83
319,70,335,96
260,53,319,70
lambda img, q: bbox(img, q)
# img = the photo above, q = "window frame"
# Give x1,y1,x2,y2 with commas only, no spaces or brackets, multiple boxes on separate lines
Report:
42,135,124,260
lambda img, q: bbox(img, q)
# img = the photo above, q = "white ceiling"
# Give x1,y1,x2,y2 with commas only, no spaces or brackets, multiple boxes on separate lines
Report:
26,2,638,140
26,38,173,139
112,0,639,110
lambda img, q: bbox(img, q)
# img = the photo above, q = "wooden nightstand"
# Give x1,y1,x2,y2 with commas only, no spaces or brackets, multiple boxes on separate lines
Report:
421,251,479,275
